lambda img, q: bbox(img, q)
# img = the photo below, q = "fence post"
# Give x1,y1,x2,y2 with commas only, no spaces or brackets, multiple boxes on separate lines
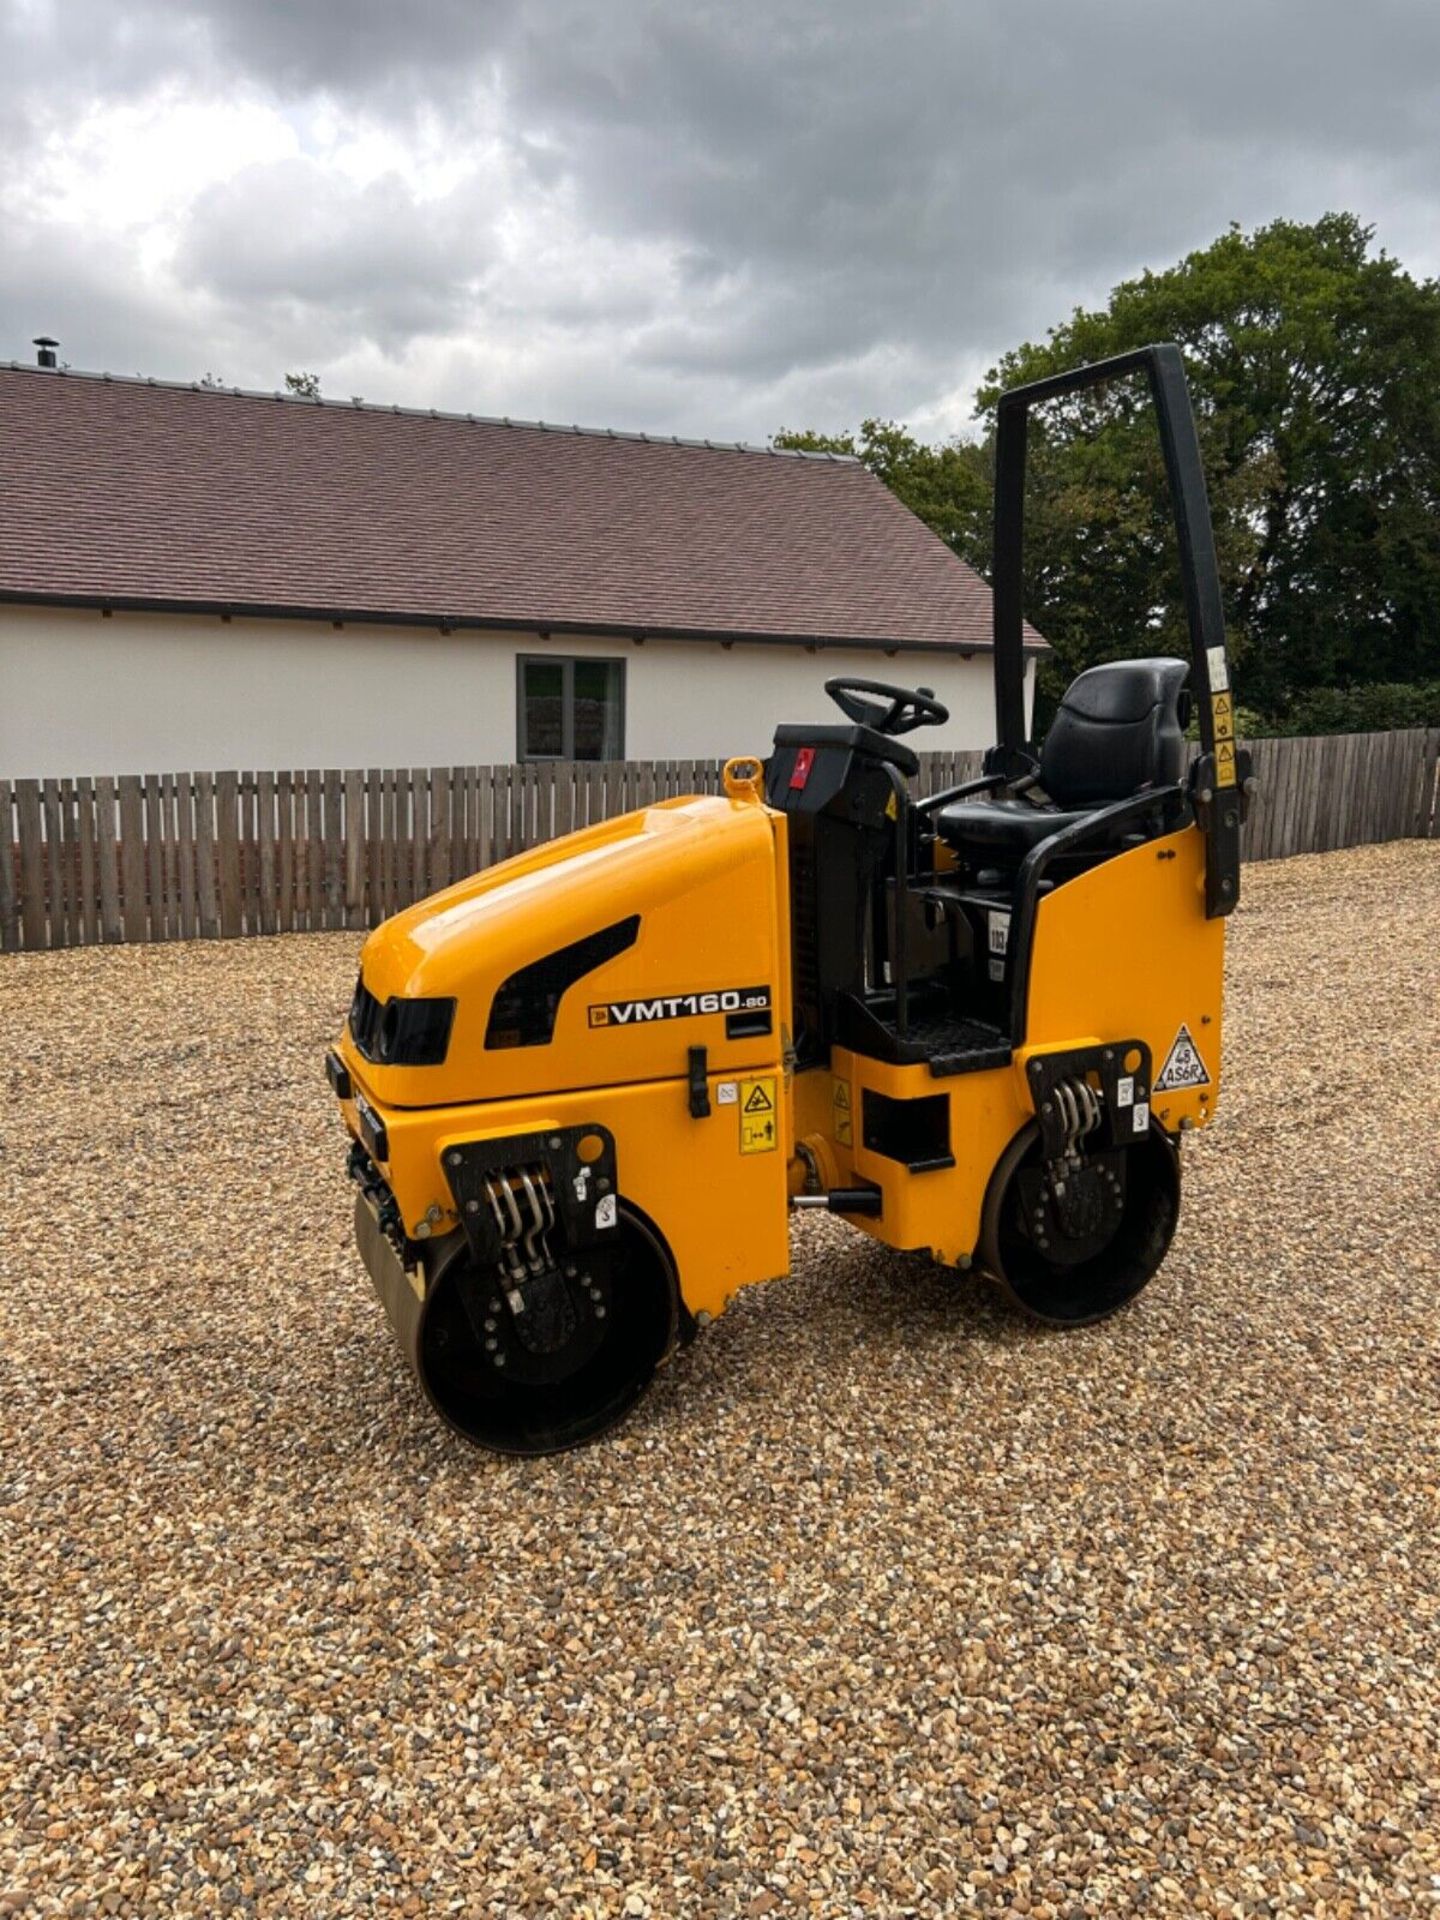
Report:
429,767,450,892
364,769,383,924
345,768,366,929
76,776,98,945
216,772,242,938
1420,728,1440,837
0,781,15,952
95,776,121,942
143,773,167,943
193,772,218,938
256,772,277,938
16,781,44,949
175,774,197,940
43,780,69,949
117,776,146,942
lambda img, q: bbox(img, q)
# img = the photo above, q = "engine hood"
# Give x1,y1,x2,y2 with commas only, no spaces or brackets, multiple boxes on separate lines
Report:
339,792,787,1109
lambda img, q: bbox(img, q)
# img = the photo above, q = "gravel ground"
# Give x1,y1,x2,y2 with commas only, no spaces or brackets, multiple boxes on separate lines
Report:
2,840,1438,1920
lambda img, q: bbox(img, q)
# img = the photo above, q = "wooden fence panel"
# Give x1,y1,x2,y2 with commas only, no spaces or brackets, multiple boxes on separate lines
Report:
4,731,1437,950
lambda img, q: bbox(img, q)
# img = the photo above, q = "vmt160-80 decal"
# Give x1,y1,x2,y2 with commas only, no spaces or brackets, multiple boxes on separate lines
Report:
588,986,771,1028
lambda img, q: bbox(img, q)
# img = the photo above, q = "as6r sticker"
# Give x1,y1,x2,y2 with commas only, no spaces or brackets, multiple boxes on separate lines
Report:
589,985,771,1028
1156,1023,1211,1092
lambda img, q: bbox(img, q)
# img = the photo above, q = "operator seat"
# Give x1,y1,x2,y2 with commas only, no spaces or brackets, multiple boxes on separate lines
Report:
936,658,1191,860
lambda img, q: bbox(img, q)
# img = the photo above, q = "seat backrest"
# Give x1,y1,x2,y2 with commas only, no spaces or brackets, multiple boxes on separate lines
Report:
1039,658,1191,807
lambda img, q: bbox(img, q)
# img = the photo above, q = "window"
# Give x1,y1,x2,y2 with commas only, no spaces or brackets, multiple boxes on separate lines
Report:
517,656,625,761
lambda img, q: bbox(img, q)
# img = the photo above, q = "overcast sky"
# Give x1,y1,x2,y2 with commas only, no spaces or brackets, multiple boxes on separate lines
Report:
3,0,1438,442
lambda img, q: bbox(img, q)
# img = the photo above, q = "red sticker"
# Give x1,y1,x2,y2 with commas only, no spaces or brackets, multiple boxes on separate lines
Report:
789,746,816,790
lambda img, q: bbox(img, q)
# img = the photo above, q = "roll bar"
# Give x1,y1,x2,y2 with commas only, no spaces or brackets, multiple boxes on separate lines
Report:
990,342,1246,918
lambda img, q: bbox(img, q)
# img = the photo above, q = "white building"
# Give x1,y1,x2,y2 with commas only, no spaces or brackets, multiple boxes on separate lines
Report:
0,361,1041,780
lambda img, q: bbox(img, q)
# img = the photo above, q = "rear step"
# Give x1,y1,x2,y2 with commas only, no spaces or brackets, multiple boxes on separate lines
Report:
837,992,1012,1077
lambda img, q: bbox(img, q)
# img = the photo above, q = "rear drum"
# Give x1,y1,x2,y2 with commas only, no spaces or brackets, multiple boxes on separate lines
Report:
978,1121,1181,1326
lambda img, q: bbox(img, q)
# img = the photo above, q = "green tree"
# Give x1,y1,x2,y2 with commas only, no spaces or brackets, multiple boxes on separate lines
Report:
284,370,322,398
976,215,1440,718
779,216,1440,728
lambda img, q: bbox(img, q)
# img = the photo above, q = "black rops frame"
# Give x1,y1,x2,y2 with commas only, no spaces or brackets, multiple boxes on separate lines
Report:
990,342,1244,920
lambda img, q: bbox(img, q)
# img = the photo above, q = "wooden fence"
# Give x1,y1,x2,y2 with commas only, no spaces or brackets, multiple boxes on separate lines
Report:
2,730,1437,953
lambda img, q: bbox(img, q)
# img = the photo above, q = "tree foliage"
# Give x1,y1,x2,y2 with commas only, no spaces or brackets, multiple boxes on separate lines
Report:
1275,679,1440,736
981,215,1440,717
779,216,1440,729
284,370,322,398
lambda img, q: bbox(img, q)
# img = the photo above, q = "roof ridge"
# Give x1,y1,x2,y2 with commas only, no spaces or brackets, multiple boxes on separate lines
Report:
0,361,861,464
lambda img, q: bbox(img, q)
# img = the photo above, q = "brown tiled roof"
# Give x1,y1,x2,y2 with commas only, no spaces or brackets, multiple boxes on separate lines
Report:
0,365,1043,653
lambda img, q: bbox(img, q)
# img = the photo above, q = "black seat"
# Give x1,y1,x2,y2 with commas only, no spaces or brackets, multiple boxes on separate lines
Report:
936,658,1190,860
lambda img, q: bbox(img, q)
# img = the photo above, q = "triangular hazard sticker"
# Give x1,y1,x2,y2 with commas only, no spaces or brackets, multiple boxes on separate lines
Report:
743,1082,774,1114
1155,1023,1211,1092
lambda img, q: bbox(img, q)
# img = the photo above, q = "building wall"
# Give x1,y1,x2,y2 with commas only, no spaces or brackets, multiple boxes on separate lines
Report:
0,604,1035,779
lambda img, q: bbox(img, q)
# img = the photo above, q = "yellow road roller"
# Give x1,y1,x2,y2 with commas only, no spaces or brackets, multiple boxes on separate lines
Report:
327,344,1252,1453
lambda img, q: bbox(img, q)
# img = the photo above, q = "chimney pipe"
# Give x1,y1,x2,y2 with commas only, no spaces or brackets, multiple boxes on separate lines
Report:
33,337,59,370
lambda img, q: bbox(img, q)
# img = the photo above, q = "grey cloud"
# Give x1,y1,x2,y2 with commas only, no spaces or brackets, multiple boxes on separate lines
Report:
176,160,496,348
4,0,1440,440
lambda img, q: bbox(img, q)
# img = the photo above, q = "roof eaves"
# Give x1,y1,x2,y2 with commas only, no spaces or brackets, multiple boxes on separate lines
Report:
0,586,1050,653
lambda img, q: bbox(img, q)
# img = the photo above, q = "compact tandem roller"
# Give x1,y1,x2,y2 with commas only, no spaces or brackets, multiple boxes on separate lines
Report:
326,344,1254,1454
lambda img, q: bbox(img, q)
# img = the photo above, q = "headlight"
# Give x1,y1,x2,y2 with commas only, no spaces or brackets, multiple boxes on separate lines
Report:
349,980,456,1067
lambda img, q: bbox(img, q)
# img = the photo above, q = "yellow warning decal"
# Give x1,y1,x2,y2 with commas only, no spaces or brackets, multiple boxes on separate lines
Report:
738,1077,778,1154
1216,738,1237,788
1212,689,1234,740
831,1076,853,1147
884,791,898,820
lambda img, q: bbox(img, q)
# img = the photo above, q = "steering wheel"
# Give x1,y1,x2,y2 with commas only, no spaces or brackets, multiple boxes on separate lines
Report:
824,676,949,738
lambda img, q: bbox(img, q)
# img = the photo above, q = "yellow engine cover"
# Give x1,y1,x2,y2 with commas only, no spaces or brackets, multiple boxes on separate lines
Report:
347,793,788,1109
334,788,795,1316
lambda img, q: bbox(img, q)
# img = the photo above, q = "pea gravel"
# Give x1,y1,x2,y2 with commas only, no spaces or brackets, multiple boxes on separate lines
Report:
2,841,1438,1920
